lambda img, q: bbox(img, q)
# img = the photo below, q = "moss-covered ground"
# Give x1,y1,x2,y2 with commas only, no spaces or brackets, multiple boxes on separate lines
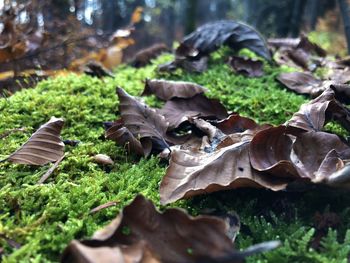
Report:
1,51,350,262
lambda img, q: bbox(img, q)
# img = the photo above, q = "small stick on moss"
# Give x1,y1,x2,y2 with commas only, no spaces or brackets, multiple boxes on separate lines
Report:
37,154,65,184
0,127,27,139
89,201,119,214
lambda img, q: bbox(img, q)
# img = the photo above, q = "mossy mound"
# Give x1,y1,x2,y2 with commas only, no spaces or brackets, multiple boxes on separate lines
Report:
1,52,350,262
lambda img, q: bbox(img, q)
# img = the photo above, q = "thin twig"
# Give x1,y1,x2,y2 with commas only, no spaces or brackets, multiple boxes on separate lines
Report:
37,154,65,184
0,127,27,139
89,201,119,214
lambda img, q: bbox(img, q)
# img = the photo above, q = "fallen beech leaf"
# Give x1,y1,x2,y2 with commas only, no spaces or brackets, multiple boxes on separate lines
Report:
158,93,228,130
105,119,144,156
142,79,207,100
277,71,350,99
176,56,209,73
270,34,325,71
250,125,350,181
158,56,209,73
277,72,325,97
93,154,114,165
177,20,271,60
62,240,159,263
83,61,113,78
62,195,235,263
117,87,169,156
212,114,261,134
4,117,64,165
296,34,327,57
324,163,350,187
131,43,169,68
249,126,300,179
160,140,288,205
285,88,350,132
228,56,264,77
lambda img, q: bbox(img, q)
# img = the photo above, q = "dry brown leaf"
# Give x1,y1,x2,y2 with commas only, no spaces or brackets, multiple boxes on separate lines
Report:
158,94,228,130
160,139,288,205
228,56,264,77
285,88,350,132
62,195,236,263
83,61,113,78
277,72,326,97
131,43,168,68
142,79,207,101
117,87,169,156
4,117,65,165
213,114,261,134
105,119,144,156
250,125,350,182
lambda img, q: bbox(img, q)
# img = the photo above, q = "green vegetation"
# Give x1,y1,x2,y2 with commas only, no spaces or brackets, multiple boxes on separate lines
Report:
1,52,350,262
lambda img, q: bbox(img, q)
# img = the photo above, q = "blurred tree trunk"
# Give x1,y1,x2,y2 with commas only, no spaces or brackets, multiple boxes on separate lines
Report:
305,0,319,30
160,0,176,47
185,0,198,34
338,0,350,54
290,0,305,37
101,0,120,32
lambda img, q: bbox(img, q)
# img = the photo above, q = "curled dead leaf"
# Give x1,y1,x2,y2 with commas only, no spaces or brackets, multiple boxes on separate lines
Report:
177,20,271,60
160,120,287,205
142,79,207,101
228,56,264,77
277,72,325,97
158,93,228,130
131,43,169,68
285,88,350,132
117,87,169,156
3,117,65,165
250,126,350,182
105,119,144,156
62,195,235,263
83,61,113,78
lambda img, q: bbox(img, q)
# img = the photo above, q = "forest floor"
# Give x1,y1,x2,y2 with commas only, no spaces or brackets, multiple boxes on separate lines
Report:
1,50,350,262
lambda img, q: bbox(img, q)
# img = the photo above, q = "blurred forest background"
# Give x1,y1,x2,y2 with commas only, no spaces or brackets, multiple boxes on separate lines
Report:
0,0,348,74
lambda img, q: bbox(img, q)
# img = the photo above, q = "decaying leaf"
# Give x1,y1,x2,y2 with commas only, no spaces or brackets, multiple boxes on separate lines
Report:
250,126,350,182
212,114,262,135
177,20,271,61
83,61,114,78
105,119,144,156
62,195,235,263
160,139,288,205
228,56,264,77
285,88,350,132
158,94,228,130
277,71,350,99
117,87,169,156
269,34,326,71
3,117,65,165
131,43,169,68
62,195,279,263
158,56,209,73
160,120,287,205
142,79,207,100
277,72,325,97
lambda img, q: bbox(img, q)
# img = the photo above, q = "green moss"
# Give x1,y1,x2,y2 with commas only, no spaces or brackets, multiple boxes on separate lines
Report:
0,52,350,262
